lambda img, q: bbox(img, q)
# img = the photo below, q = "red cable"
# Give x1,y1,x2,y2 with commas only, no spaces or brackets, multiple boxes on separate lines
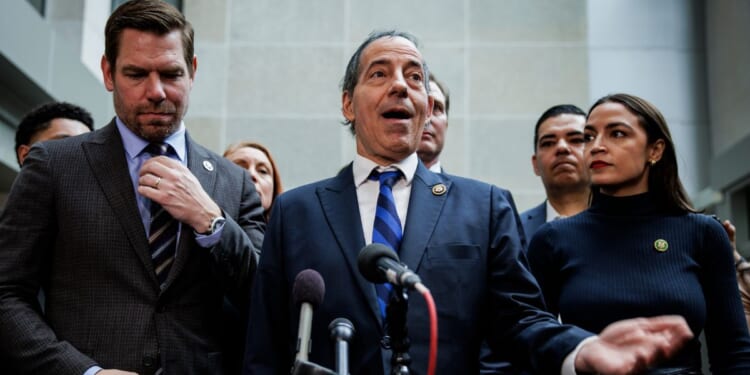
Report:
416,283,437,375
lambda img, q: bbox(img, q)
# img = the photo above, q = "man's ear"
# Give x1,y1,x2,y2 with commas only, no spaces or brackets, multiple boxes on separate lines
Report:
17,145,30,166
101,55,114,92
532,154,541,176
189,55,197,81
342,91,355,124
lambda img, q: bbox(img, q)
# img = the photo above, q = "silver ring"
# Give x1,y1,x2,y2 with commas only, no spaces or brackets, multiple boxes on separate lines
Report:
155,177,162,188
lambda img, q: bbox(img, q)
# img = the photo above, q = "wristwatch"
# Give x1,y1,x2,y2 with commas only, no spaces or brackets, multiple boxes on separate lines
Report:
202,215,226,235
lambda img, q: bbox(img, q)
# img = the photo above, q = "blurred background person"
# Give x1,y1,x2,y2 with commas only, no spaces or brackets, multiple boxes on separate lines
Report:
527,93,750,373
224,141,283,219
222,140,283,374
417,72,449,173
15,101,94,166
520,104,589,240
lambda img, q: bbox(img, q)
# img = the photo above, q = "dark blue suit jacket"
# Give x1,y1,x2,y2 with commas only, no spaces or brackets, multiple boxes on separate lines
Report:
520,202,547,244
244,163,590,374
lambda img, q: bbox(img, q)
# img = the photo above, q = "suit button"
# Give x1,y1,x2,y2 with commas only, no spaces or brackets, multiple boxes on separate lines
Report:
142,355,155,368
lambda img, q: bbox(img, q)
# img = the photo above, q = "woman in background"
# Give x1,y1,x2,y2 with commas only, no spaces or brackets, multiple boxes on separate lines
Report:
224,141,283,220
527,93,750,374
221,141,283,374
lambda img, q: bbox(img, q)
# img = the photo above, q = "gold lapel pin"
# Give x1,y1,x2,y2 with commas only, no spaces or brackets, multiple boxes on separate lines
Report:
431,183,447,196
202,160,214,171
654,239,668,252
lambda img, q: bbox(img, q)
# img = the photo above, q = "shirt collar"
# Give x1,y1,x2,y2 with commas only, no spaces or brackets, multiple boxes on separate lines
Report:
545,200,564,222
353,152,418,187
116,117,187,162
428,161,442,173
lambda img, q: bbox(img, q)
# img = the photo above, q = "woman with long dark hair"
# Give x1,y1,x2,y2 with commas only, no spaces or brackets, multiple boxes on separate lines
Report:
527,93,750,373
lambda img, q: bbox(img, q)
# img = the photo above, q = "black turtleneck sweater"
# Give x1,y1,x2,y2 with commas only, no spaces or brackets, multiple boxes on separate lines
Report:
527,191,750,373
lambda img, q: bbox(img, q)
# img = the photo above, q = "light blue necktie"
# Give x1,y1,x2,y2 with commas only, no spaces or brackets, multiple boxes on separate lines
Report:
369,169,403,318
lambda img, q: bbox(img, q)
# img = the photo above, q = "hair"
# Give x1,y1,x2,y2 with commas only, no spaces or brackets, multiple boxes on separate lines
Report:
588,93,696,213
15,101,95,164
340,30,429,135
223,141,283,218
105,0,195,76
533,104,586,151
428,72,450,115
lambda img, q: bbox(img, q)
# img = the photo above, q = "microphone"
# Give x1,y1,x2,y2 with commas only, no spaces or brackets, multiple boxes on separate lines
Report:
329,318,355,375
357,243,421,290
293,269,325,362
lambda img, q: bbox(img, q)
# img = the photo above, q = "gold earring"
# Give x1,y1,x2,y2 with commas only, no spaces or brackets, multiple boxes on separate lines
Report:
649,159,656,166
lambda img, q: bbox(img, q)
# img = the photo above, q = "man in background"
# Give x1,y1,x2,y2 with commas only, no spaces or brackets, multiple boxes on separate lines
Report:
417,73,449,173
520,104,590,240
15,101,94,166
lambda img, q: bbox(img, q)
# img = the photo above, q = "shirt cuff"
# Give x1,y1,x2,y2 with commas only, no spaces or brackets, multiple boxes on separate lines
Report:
194,220,225,248
83,365,103,375
561,336,598,375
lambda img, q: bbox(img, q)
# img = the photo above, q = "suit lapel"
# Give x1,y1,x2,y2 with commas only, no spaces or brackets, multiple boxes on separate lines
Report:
400,163,450,272
165,135,218,287
317,165,383,325
82,121,157,283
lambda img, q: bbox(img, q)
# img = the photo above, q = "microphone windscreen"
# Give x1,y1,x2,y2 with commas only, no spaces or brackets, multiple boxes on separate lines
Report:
292,269,326,308
357,243,399,283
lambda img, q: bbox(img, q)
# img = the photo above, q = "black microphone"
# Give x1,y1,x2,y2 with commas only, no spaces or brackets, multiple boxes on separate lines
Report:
357,243,421,290
329,318,355,375
293,269,325,362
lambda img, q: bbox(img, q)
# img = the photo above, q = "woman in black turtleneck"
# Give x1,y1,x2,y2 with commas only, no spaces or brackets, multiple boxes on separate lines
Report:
526,93,750,374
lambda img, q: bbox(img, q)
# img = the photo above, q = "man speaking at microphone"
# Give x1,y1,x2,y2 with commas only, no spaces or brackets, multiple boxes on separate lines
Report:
244,30,693,375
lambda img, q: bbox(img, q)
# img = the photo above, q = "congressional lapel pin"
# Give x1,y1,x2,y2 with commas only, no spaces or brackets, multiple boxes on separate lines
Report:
653,239,668,252
431,183,447,196
202,160,214,171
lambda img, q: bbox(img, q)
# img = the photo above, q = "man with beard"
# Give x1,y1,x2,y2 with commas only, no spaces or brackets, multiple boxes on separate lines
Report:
0,1,264,374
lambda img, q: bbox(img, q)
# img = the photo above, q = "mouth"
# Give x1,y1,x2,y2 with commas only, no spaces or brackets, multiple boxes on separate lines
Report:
590,160,610,169
381,107,413,121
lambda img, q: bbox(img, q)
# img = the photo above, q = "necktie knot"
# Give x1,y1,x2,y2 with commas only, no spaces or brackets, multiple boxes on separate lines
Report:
369,169,402,188
143,142,173,157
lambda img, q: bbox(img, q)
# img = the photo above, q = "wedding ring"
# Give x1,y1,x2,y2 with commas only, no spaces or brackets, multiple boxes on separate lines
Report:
155,177,162,188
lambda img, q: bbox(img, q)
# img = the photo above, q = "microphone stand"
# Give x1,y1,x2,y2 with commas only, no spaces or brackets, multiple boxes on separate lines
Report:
385,285,411,375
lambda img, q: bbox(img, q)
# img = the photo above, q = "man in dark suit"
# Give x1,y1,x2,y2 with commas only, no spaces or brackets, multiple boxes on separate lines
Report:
520,104,590,240
0,1,264,374
244,30,692,374
417,73,449,173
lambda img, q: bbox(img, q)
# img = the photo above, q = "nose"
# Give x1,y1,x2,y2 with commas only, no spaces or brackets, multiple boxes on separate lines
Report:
555,139,571,155
588,135,605,155
248,169,259,183
388,72,408,97
145,73,166,103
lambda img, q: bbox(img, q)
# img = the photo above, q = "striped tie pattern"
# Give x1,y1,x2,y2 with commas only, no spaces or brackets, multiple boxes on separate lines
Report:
144,143,178,287
369,169,403,318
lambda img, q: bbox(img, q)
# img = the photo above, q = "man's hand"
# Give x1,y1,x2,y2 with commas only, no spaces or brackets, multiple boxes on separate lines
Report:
575,315,693,375
137,156,221,233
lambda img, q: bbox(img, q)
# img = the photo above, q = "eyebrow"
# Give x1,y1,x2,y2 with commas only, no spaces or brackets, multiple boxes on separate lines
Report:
365,57,423,72
585,121,631,131
539,130,583,141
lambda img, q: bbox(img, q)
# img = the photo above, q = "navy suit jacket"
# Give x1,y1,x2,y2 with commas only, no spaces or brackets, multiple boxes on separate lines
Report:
520,202,547,244
245,162,591,374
